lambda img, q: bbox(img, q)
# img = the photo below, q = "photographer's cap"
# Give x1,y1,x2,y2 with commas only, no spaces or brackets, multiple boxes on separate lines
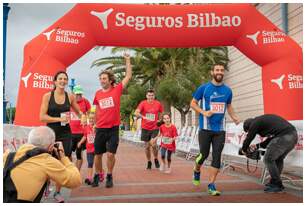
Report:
73,85,83,94
90,106,96,113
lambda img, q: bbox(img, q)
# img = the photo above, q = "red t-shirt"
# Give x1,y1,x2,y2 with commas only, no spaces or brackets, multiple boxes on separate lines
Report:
159,124,178,151
93,83,123,128
137,100,163,130
83,124,95,153
70,97,91,134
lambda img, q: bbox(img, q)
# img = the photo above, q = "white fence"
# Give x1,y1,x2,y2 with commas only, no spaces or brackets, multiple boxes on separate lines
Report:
3,122,303,168
122,121,303,168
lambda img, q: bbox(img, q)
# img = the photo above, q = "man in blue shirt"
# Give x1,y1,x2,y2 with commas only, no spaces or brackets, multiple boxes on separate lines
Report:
190,63,239,196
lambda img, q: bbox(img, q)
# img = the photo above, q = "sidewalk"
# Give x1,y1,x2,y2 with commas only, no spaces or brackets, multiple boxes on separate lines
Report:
45,141,303,203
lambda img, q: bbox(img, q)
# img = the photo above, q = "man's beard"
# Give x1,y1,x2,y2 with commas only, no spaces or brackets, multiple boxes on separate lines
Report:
101,83,110,90
213,74,223,83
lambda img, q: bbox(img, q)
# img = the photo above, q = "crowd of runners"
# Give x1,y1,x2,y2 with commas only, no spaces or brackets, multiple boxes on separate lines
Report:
4,52,298,203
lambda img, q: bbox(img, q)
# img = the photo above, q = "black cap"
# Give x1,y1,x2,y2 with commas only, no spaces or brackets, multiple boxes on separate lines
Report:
243,118,254,132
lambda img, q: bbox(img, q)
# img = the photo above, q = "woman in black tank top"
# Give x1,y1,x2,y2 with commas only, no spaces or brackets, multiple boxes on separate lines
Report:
40,71,83,153
39,71,84,202
47,90,71,137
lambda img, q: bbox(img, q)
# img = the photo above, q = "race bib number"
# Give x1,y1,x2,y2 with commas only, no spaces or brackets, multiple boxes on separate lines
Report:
162,137,172,144
87,134,95,144
70,112,79,120
210,102,225,114
99,97,114,109
145,113,155,121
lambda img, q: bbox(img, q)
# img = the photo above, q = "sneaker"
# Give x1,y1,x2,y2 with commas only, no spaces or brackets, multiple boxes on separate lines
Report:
99,172,105,182
165,167,171,174
265,182,285,190
154,159,160,169
264,184,284,193
147,161,152,170
44,181,51,198
159,164,165,172
106,174,113,188
91,174,100,187
85,178,92,185
53,192,65,203
192,170,201,186
208,183,221,196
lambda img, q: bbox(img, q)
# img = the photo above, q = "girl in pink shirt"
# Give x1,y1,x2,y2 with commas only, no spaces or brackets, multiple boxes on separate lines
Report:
152,113,178,173
78,112,105,185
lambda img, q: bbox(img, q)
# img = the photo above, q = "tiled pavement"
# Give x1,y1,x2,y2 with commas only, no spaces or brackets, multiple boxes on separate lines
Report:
43,141,303,203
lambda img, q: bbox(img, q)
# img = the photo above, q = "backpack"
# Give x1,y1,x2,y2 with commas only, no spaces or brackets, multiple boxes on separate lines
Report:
3,147,49,203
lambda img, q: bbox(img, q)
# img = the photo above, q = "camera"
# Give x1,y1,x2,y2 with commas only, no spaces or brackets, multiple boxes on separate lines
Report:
238,147,264,161
51,143,61,159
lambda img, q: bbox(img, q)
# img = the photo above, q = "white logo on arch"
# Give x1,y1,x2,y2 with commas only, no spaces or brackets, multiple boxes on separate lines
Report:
21,72,32,88
91,8,114,30
271,74,285,90
43,29,56,41
246,31,260,45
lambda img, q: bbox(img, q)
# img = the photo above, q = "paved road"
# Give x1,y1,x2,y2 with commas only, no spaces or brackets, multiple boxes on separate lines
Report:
43,141,303,203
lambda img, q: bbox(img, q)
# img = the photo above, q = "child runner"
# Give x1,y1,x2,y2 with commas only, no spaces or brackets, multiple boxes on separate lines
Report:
152,113,178,173
78,108,105,185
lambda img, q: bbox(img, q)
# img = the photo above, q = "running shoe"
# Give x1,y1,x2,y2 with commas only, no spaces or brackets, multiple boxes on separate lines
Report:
146,161,152,170
106,174,113,188
85,178,92,185
154,159,160,169
264,184,284,193
165,167,171,174
208,183,221,196
159,164,165,172
91,174,99,187
99,172,105,182
265,181,285,190
192,170,201,186
53,192,65,203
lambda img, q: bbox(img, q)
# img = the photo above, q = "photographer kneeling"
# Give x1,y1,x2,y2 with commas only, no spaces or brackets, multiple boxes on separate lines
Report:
241,114,298,193
3,126,82,202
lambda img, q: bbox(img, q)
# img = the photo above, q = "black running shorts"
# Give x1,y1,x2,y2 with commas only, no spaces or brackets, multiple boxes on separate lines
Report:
94,126,119,155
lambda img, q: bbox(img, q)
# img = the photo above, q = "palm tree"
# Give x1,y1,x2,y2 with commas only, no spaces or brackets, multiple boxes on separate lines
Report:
91,46,229,125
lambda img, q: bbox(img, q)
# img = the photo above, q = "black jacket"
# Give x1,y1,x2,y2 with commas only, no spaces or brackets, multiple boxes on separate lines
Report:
242,114,296,151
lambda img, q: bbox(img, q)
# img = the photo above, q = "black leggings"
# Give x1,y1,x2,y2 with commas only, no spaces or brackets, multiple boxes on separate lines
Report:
160,147,173,162
71,134,86,160
196,129,225,169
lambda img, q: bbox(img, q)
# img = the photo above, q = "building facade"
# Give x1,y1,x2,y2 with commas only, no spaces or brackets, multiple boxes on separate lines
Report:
171,3,303,128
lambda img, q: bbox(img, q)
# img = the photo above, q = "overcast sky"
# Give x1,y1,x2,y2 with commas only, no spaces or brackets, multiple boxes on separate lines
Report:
5,3,113,107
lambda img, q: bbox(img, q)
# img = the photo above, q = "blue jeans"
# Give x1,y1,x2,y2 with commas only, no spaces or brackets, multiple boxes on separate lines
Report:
263,130,298,186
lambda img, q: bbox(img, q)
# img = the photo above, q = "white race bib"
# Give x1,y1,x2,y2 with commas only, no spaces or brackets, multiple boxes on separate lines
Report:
145,113,155,121
70,112,79,120
161,137,172,145
99,97,114,109
210,102,225,114
87,134,95,144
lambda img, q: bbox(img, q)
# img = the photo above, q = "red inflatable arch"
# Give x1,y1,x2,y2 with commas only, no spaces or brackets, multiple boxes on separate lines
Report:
15,3,302,126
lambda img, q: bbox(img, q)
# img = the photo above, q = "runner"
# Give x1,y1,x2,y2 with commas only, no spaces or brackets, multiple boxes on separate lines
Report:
91,53,132,188
39,71,85,202
152,113,178,173
77,108,101,185
70,85,91,171
190,63,240,196
134,89,163,170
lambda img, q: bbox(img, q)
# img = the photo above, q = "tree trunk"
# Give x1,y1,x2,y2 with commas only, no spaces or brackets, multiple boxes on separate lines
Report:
180,110,186,127
160,99,171,113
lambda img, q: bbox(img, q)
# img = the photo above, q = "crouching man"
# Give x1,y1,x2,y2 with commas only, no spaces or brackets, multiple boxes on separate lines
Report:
3,126,82,203
242,114,298,193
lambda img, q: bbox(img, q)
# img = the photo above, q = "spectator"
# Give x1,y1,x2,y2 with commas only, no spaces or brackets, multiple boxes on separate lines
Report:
3,126,81,202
